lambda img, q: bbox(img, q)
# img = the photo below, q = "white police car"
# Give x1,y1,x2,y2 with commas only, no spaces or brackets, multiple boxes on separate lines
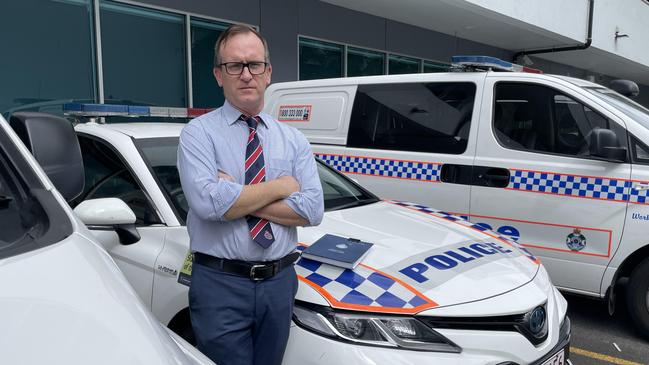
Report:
0,112,213,364
40,103,570,365
265,55,649,338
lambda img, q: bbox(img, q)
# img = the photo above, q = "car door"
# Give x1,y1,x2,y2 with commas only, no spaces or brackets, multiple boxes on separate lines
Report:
73,135,167,307
470,76,631,295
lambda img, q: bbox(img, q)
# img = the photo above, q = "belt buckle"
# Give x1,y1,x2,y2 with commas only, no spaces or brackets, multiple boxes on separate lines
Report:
250,264,266,281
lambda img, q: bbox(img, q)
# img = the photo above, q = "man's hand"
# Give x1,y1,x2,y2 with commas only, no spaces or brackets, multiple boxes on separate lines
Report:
218,170,234,182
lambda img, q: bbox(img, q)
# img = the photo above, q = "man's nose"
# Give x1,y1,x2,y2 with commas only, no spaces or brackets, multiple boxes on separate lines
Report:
240,65,253,81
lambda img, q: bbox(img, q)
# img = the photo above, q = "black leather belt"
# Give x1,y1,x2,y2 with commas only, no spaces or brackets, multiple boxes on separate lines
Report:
193,251,301,281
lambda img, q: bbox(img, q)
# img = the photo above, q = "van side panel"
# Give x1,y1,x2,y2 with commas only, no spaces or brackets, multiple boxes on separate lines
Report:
266,85,357,146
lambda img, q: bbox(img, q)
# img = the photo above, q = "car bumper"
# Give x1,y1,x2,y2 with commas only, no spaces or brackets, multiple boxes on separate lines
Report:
284,315,570,365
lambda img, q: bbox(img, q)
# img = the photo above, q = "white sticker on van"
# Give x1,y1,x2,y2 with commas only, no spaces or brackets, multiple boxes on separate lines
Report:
278,105,311,122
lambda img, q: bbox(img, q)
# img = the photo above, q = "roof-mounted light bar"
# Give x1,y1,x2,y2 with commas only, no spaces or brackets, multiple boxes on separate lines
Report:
451,55,542,74
63,103,213,118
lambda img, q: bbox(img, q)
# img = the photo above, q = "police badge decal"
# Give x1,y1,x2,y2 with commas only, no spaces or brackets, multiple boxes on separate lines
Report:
566,228,586,251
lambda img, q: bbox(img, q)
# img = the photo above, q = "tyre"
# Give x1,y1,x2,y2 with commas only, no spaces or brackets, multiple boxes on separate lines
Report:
626,257,649,339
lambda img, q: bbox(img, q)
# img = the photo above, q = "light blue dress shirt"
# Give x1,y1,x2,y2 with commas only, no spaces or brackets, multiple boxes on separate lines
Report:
177,100,324,261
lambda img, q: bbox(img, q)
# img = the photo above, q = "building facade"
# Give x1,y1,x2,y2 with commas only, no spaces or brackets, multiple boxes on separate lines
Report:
2,0,648,114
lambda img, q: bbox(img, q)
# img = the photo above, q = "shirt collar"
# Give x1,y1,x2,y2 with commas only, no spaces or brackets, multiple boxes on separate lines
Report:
223,100,268,129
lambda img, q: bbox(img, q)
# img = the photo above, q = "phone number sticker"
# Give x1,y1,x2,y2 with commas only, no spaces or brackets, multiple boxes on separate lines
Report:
278,105,311,122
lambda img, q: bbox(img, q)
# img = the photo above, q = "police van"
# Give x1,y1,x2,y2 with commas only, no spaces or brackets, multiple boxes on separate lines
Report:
264,55,649,338
0,112,213,364
15,103,572,364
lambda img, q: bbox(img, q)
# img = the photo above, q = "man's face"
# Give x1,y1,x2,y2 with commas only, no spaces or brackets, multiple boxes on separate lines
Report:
214,32,272,115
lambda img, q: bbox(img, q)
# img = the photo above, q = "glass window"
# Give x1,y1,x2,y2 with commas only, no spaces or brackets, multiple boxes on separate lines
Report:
100,1,186,107
74,136,161,225
0,0,95,116
423,60,450,73
299,38,343,80
347,47,385,77
631,136,649,165
493,82,628,159
191,18,229,108
135,138,379,223
0,127,71,259
347,82,476,154
388,55,420,75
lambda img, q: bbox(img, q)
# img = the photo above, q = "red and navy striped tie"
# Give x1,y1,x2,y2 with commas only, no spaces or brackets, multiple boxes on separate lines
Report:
243,115,275,248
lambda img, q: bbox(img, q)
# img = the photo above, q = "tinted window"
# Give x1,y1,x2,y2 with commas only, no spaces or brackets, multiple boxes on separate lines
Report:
299,38,343,80
191,18,228,108
74,136,160,225
100,1,186,107
388,55,420,75
0,127,71,259
0,0,95,115
135,138,378,224
347,47,385,77
347,83,476,154
631,136,649,165
494,82,627,159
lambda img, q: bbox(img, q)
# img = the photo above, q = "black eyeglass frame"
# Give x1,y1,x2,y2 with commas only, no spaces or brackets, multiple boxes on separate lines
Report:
218,61,269,75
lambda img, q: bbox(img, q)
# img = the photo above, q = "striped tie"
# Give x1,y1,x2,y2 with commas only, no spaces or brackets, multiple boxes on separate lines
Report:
243,115,275,248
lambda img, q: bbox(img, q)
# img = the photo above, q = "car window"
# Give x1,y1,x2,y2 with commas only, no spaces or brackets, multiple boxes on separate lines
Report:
0,125,72,259
347,82,476,154
493,82,628,159
73,136,161,225
135,137,379,224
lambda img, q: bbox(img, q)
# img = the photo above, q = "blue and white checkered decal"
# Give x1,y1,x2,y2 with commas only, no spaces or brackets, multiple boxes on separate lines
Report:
295,246,436,314
508,170,632,202
316,153,441,182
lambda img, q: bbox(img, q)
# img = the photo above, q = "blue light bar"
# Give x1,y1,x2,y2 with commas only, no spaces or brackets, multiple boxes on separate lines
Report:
451,55,542,73
63,103,214,118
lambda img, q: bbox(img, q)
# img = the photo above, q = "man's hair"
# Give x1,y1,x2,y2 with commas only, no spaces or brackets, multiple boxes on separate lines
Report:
213,24,270,67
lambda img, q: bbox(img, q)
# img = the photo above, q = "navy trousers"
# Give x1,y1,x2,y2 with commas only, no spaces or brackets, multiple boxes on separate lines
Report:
189,260,298,365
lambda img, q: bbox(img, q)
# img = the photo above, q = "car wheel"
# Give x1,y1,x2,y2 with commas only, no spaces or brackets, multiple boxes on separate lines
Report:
626,257,649,339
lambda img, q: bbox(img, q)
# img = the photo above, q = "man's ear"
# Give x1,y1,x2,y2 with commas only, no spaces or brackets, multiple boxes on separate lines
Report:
214,67,223,87
265,64,272,86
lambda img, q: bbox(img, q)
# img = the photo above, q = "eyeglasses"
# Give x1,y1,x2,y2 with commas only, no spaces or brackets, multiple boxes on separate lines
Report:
219,61,268,75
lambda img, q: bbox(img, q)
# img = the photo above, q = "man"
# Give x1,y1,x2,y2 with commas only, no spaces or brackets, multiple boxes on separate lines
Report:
177,24,324,365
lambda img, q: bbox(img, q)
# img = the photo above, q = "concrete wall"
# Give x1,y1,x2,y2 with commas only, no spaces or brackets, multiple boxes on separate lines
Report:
131,0,649,106
465,0,589,42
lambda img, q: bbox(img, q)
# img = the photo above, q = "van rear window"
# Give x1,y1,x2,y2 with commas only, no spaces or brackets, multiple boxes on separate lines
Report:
347,82,476,154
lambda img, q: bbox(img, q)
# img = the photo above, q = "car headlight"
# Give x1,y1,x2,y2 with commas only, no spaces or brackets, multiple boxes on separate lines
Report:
292,301,461,353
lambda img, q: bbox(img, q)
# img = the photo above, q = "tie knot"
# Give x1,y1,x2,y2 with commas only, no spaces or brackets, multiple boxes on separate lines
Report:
243,115,259,130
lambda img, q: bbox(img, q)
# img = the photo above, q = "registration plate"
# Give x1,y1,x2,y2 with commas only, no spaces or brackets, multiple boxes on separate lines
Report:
542,349,565,365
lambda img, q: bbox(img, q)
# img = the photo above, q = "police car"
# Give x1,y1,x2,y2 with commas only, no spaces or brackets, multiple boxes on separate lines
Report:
0,112,213,364
37,103,571,365
265,55,649,339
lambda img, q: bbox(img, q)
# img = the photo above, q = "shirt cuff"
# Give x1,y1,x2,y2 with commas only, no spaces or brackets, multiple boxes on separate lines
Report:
209,179,243,220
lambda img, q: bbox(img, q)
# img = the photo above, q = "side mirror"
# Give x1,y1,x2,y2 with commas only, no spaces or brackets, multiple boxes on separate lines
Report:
609,80,639,97
589,128,627,162
74,198,141,245
9,112,84,202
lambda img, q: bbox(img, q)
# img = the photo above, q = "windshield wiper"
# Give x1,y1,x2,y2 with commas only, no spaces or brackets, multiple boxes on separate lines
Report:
0,195,13,208
329,197,379,211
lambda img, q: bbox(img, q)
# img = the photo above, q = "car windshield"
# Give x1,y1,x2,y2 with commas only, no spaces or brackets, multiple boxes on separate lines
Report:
135,137,378,224
585,87,649,130
0,121,72,259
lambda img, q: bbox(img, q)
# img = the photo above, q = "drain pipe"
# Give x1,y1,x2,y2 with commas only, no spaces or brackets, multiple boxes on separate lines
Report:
513,0,594,63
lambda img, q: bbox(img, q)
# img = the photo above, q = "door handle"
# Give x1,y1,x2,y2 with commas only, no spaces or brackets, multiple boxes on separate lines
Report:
634,183,649,191
473,166,510,188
